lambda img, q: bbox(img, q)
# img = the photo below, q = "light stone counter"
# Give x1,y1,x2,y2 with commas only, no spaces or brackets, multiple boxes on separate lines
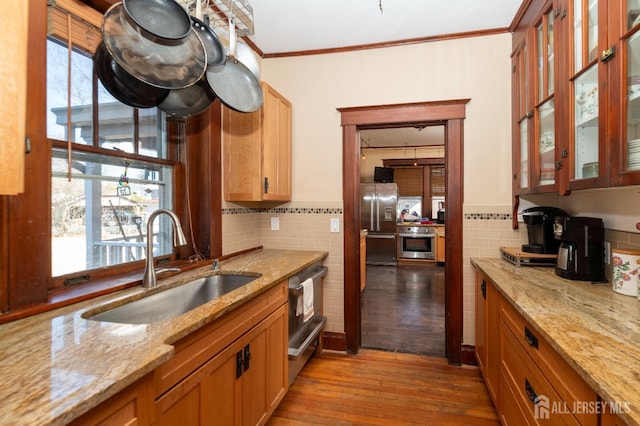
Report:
472,257,640,425
0,249,327,425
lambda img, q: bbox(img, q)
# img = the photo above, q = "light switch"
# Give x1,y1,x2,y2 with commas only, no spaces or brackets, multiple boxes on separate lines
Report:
330,218,340,233
271,217,279,231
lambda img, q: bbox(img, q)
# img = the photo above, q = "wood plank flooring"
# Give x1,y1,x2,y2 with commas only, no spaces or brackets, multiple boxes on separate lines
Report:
268,350,499,425
361,264,445,356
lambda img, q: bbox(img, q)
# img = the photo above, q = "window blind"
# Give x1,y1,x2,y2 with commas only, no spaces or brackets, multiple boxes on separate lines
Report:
393,167,423,196
431,165,445,196
47,0,101,53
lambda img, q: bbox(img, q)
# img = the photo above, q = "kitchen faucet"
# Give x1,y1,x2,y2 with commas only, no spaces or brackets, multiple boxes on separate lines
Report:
142,209,188,288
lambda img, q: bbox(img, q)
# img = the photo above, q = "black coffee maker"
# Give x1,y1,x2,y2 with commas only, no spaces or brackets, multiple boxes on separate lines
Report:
521,207,568,254
553,216,605,282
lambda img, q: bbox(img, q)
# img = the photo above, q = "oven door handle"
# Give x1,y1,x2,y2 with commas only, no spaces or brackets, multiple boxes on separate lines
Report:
398,233,435,238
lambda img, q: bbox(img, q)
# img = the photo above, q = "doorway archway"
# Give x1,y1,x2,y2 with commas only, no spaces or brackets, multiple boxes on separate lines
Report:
339,99,469,364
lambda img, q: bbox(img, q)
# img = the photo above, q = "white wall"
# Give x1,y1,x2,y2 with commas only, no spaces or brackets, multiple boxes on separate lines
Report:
262,33,514,205
224,33,516,345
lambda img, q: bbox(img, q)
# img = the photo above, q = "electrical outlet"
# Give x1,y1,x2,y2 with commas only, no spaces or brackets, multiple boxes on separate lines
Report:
604,241,611,265
271,217,279,231
330,218,340,233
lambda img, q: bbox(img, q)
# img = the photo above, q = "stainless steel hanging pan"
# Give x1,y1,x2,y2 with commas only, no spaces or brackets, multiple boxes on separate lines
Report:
101,3,206,89
122,0,192,40
158,78,216,117
94,42,169,108
206,20,263,113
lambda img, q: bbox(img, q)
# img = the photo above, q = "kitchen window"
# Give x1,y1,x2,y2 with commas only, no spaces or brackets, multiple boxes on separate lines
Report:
47,4,176,284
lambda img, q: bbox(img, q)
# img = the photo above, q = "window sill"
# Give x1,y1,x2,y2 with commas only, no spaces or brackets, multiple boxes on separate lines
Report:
0,259,211,325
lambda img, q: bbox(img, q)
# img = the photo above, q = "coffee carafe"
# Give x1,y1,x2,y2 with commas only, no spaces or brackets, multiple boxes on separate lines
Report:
553,216,604,282
521,206,568,254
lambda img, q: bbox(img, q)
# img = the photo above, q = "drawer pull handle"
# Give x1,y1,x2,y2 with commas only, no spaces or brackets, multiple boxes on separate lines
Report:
243,344,251,372
236,350,243,379
525,379,538,403
524,326,539,349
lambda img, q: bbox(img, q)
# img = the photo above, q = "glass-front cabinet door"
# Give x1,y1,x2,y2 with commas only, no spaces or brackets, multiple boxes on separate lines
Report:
534,7,557,190
611,1,640,185
569,0,605,189
512,37,531,195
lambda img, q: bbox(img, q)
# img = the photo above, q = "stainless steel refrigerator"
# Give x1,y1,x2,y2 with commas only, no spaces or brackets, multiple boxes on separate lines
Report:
361,183,398,265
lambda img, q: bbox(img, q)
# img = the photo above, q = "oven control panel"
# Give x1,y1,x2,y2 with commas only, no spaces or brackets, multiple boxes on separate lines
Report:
397,226,436,235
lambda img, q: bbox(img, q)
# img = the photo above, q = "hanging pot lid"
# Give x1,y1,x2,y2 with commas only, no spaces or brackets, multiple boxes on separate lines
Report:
158,78,216,117
101,3,206,90
94,42,169,108
122,0,191,40
190,16,225,68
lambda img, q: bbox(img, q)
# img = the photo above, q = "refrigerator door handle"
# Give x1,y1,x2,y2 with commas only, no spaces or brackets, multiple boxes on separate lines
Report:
370,195,375,232
375,194,380,231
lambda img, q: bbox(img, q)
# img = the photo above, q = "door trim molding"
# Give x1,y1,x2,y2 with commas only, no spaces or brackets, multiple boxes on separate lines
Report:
338,99,469,364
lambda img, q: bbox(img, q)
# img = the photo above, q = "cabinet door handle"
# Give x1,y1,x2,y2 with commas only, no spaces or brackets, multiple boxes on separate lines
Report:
243,344,251,372
525,379,538,403
481,280,486,300
601,46,616,63
236,350,243,379
524,326,539,349
264,177,269,194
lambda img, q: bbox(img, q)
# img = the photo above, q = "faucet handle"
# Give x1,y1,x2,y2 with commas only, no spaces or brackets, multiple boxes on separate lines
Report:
212,259,219,270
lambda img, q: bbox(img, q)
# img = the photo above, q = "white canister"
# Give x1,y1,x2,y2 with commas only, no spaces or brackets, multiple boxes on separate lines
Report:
611,248,640,296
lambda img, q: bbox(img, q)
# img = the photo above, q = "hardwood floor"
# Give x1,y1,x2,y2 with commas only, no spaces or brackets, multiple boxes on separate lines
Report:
361,264,445,356
268,349,499,425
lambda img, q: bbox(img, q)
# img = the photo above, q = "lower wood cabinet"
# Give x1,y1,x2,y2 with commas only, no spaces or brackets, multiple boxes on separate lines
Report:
474,267,602,426
69,373,155,426
436,228,445,263
155,305,287,425
72,281,288,426
475,271,499,403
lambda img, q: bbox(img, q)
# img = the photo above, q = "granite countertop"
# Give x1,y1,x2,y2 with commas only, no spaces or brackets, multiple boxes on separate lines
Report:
0,249,327,425
471,257,640,425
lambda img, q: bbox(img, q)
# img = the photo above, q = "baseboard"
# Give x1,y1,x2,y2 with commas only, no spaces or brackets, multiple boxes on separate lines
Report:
461,344,477,366
322,331,347,352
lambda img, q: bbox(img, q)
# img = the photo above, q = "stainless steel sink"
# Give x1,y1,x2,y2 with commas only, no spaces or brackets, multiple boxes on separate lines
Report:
86,273,260,324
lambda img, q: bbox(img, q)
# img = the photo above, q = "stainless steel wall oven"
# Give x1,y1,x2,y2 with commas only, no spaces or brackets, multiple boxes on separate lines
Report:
397,226,436,259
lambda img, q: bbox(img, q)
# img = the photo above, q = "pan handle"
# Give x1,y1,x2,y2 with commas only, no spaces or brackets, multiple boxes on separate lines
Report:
229,18,237,59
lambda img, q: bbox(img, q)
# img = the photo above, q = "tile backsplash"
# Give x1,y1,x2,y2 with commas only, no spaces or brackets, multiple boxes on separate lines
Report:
223,202,640,348
222,202,344,333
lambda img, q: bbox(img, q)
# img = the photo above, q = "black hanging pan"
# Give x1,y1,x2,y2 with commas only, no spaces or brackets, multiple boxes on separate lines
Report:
94,42,169,108
191,16,225,68
158,78,216,117
206,19,263,113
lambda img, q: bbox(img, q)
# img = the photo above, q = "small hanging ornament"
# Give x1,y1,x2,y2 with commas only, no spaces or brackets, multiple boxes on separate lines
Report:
117,159,131,197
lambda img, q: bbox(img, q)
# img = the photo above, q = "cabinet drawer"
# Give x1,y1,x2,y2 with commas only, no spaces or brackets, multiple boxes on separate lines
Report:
500,298,598,426
500,319,578,425
500,369,532,426
154,281,287,397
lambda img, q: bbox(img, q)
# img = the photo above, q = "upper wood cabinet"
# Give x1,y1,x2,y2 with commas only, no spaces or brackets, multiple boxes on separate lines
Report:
512,1,559,196
0,0,28,195
512,0,640,196
223,82,292,202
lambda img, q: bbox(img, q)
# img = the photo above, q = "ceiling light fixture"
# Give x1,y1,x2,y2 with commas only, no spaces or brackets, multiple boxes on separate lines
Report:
361,148,366,160
413,148,418,166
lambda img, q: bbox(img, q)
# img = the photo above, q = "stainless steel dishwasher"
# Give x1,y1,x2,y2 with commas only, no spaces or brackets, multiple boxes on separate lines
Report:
287,261,327,385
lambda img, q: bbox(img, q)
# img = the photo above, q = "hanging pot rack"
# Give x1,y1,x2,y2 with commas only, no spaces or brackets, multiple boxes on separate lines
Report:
177,0,254,36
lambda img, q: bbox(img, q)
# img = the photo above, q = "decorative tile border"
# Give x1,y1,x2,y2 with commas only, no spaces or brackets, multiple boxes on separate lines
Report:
464,213,512,220
223,207,343,215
